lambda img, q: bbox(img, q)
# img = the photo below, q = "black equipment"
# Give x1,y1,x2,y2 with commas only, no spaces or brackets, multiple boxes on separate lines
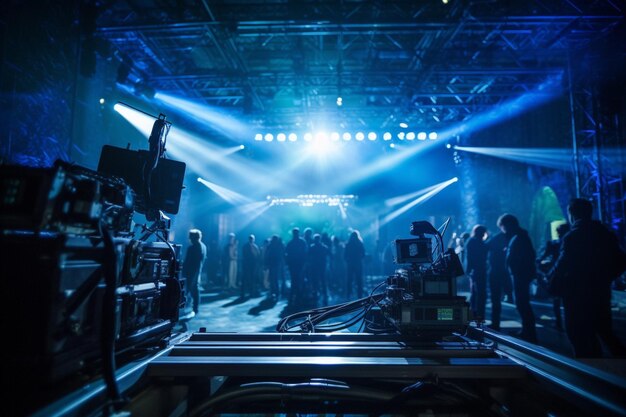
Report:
97,144,185,216
276,219,470,336
1,110,188,416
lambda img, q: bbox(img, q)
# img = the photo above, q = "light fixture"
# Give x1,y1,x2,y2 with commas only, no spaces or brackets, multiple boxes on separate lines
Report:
417,132,427,140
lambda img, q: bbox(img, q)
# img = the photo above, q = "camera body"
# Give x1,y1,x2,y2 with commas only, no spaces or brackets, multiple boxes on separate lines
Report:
377,221,470,335
0,157,184,390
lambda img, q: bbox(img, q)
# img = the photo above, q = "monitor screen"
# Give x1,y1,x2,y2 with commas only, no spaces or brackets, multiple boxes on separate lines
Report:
97,145,186,215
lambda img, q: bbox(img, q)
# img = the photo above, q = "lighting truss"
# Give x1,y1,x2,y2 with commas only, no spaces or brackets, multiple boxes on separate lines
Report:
267,194,357,207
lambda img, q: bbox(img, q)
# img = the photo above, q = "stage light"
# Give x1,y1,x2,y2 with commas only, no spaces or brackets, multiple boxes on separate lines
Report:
398,132,405,140
442,0,449,4
399,122,408,128
264,133,274,142
277,133,286,142
417,132,427,140
154,92,249,137
368,132,377,141
288,133,298,142
378,177,458,228
240,144,245,150
385,181,448,207
255,133,263,141
342,132,352,141
383,132,392,141
336,97,343,106
446,143,452,149
406,132,415,141
304,132,313,142
389,143,396,149
429,132,438,140
99,98,105,105
355,132,365,141
453,146,578,170
197,177,252,205
330,132,340,141
315,132,328,141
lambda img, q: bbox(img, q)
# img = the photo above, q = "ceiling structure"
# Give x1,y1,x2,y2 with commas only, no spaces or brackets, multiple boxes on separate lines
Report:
94,0,625,137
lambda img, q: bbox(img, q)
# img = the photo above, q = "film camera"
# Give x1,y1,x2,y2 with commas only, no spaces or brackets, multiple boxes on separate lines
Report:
0,110,186,414
378,221,470,335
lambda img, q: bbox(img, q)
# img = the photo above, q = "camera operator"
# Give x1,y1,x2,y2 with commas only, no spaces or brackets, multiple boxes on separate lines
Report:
546,198,626,358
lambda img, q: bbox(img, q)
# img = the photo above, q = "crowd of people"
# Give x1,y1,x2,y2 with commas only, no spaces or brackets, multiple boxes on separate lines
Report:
458,199,626,358
182,198,626,359
182,226,369,310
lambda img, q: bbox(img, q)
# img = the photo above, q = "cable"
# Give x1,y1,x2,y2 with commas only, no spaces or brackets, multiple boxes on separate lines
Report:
189,380,396,417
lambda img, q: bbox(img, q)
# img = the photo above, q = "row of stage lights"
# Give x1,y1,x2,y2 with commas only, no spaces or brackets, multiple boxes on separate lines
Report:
253,131,439,143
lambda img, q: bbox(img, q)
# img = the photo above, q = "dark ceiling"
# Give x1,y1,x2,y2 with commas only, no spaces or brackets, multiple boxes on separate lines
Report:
94,0,624,134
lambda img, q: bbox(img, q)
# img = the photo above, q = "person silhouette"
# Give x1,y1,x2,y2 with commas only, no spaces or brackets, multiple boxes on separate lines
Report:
547,198,626,357
182,229,207,316
497,213,538,343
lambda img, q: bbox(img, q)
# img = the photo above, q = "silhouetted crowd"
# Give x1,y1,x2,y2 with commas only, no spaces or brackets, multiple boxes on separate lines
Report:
456,199,626,358
186,226,370,311
182,198,626,359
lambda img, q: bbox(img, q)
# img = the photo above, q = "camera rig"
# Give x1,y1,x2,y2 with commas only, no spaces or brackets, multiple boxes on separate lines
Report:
0,109,187,416
276,220,470,337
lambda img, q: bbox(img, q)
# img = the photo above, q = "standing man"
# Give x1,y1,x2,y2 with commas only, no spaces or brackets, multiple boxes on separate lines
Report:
241,234,261,298
465,225,489,323
497,214,538,343
344,230,366,299
285,227,308,306
547,198,626,357
182,229,207,316
486,230,510,331
308,233,331,305
536,222,570,331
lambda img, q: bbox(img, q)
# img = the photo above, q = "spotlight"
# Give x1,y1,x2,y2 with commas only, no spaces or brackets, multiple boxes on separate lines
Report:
390,143,396,149
417,132,427,140
255,133,263,141
330,132,340,141
429,132,438,140
240,144,245,149
99,98,105,105
397,132,405,140
277,133,286,142
399,122,408,128
383,132,392,141
288,133,298,142
446,143,452,149
368,132,377,141
355,132,365,141
264,133,274,142
304,132,313,142
442,0,449,4
336,96,343,106
342,132,352,141
406,132,415,140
